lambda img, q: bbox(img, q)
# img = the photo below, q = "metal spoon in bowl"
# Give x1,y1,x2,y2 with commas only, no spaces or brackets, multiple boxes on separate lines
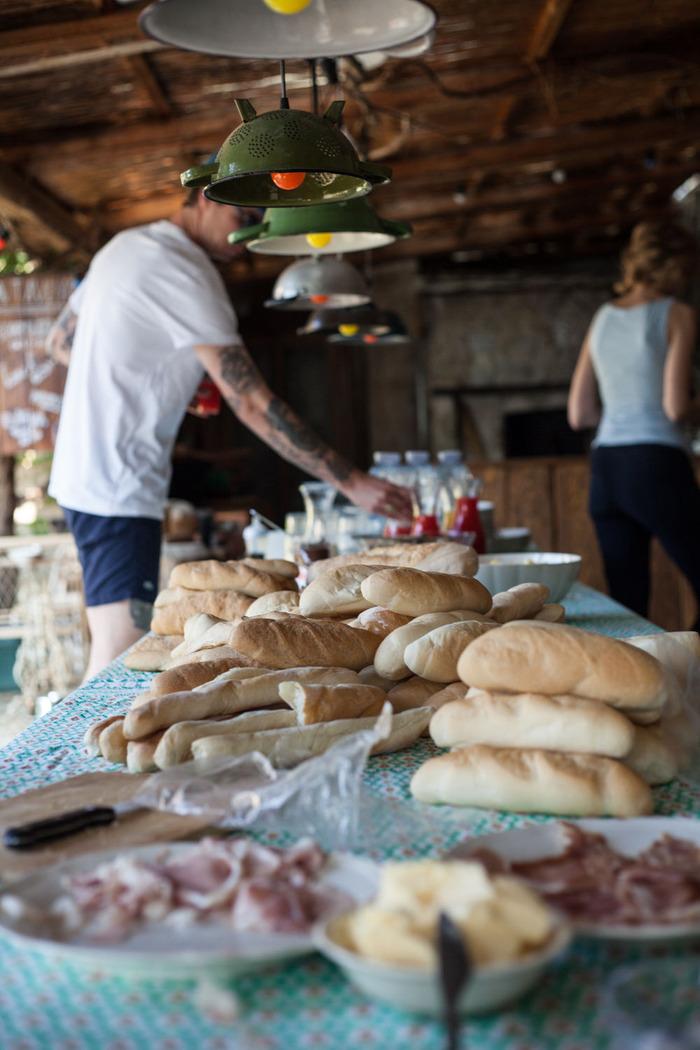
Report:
439,911,472,1050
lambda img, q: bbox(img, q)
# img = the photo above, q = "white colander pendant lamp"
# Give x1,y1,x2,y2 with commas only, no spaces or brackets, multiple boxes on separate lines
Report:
140,0,437,60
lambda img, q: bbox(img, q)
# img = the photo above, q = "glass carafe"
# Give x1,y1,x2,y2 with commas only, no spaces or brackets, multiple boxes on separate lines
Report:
298,481,337,564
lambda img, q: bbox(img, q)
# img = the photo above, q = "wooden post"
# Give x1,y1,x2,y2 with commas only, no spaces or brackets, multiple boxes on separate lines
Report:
0,455,15,536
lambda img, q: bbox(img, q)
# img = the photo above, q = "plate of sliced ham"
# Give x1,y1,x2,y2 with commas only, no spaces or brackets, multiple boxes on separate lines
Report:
453,818,700,942
0,837,380,978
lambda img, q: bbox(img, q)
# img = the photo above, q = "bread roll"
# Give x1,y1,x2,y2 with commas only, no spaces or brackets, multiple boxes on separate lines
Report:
534,604,565,623
167,644,249,667
230,617,380,670
84,715,124,757
457,621,667,713
169,559,296,596
278,682,387,724
625,631,700,702
240,558,298,579
154,709,297,768
246,591,302,617
184,613,223,642
123,634,182,672
124,666,359,738
427,681,467,710
99,718,128,764
151,591,252,635
489,584,549,624
192,707,432,765
429,690,635,757
299,564,386,618
414,542,479,578
357,666,396,690
404,621,497,683
410,744,653,817
374,611,476,681
308,541,477,581
126,733,163,774
145,658,266,699
624,724,679,785
169,619,238,661
362,568,492,618
386,677,444,712
347,607,414,639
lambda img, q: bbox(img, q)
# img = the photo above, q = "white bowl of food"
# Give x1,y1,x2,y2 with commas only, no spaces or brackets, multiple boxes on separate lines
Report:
313,859,571,1016
475,552,581,602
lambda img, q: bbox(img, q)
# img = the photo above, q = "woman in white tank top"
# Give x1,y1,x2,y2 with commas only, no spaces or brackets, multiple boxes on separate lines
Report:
567,221,700,628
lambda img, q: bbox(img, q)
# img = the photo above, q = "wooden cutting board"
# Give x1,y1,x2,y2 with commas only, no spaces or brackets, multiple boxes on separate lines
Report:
0,771,216,881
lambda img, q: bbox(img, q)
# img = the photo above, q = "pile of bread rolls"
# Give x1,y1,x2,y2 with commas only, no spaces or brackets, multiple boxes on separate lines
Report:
92,542,568,776
411,622,700,818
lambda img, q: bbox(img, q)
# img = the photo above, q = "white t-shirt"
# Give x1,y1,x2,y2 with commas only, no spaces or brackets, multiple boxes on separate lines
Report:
49,220,240,519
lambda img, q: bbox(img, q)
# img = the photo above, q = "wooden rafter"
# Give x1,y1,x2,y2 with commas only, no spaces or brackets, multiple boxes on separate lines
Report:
0,163,89,259
128,55,172,118
526,0,575,63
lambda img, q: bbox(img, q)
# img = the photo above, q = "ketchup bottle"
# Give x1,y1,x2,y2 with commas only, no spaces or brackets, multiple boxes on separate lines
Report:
452,496,486,554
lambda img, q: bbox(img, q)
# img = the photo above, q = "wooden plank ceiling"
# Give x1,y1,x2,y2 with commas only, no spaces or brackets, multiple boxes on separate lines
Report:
0,0,699,277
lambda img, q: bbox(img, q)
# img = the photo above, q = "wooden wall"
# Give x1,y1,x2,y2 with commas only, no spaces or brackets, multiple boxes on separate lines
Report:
474,455,699,631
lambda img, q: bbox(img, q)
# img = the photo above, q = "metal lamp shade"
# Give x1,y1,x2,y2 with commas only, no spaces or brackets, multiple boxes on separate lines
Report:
327,310,410,345
181,100,390,208
141,0,436,61
229,197,411,255
297,307,362,335
265,257,371,310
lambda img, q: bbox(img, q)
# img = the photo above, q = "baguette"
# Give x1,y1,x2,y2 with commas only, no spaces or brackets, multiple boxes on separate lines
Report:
145,659,267,699
410,744,653,817
126,733,164,774
534,604,565,623
357,666,397,690
169,559,296,596
308,541,478,581
191,707,432,766
361,568,492,617
385,677,444,712
374,611,479,681
624,724,679,785
99,718,128,764
230,617,381,670
299,565,386,618
245,590,302,617
169,620,240,661
349,607,414,638
429,690,635,757
278,682,386,724
240,558,298,579
124,666,359,738
457,621,667,712
403,620,497,683
489,584,549,624
167,644,249,667
123,634,182,672
154,709,297,768
426,681,467,709
84,715,124,757
151,591,252,635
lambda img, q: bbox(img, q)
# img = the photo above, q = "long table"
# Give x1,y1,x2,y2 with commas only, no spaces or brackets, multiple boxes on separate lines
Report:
0,583,697,1050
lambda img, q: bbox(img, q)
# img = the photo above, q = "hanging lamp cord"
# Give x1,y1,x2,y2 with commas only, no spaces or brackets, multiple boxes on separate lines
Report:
279,59,290,109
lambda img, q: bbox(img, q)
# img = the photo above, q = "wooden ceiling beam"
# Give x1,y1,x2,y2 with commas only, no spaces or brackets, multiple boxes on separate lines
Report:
128,55,173,119
0,163,90,259
0,7,160,79
526,0,575,63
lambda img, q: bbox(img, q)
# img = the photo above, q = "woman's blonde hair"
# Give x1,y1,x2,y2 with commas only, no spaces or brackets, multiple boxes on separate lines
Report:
616,220,697,297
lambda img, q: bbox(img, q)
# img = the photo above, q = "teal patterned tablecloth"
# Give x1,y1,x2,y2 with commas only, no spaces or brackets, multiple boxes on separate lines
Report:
0,583,697,1050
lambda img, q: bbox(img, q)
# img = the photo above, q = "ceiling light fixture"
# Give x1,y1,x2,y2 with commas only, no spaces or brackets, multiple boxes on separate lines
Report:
265,256,371,310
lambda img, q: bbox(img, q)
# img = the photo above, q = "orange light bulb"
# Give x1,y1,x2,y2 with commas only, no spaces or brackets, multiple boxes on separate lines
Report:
310,294,329,304
271,171,306,191
363,333,378,344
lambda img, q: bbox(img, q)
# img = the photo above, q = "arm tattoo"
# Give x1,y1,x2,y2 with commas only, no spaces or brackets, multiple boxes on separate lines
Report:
215,344,354,485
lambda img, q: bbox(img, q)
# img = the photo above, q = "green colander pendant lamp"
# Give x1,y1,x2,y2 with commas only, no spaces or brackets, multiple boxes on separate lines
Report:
180,97,391,208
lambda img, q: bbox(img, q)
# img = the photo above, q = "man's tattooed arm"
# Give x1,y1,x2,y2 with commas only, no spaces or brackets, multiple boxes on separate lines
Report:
46,301,78,366
197,342,356,487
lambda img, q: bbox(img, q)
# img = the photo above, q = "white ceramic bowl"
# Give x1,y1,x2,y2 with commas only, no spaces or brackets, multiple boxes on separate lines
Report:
475,552,581,603
314,915,571,1016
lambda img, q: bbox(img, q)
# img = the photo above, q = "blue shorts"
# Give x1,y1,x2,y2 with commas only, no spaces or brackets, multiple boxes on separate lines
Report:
62,508,161,609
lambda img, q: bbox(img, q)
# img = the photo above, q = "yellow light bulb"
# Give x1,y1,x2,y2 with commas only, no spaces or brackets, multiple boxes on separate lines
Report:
263,0,312,13
338,324,359,336
306,232,332,249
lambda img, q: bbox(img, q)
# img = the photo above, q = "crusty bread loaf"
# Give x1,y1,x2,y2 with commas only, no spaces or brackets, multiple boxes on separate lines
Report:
191,707,432,766
123,634,182,672
349,607,414,638
169,619,237,661
361,568,492,617
427,681,467,710
126,733,163,774
299,565,385,618
624,723,679,785
489,584,549,624
278,682,387,724
410,744,653,817
357,666,396,690
230,617,381,670
385,676,444,712
124,666,359,738
240,557,298,579
99,718,128,764
246,590,302,617
184,613,223,642
145,658,266,699
374,611,479,681
84,715,124,757
167,644,249,667
169,559,296,596
625,631,700,703
534,604,565,623
429,690,635,757
457,621,667,712
308,541,478,581
151,591,253,635
154,709,297,768
403,620,497,683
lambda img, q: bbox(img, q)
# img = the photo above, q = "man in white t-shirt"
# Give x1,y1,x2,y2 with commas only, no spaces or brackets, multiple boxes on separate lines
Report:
47,191,411,679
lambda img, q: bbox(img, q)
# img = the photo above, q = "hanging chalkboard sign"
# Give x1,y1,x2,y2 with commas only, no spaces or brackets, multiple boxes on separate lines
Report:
0,274,74,454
